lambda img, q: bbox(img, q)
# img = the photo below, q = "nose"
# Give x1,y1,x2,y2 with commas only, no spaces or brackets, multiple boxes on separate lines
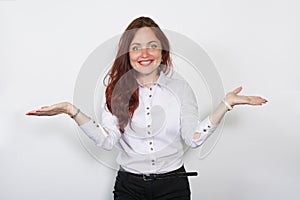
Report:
140,47,149,58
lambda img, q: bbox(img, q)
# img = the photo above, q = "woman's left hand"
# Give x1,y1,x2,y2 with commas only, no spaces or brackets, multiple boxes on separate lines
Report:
225,86,268,107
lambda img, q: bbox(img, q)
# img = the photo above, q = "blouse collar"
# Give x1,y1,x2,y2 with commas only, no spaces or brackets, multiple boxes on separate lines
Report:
136,71,168,88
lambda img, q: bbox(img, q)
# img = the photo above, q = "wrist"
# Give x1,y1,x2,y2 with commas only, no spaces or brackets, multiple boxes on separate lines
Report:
224,94,234,106
70,107,80,119
222,97,233,111
65,103,75,116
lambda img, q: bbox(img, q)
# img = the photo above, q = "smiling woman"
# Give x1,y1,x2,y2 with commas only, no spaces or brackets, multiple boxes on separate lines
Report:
129,27,163,84
26,16,267,200
129,27,162,83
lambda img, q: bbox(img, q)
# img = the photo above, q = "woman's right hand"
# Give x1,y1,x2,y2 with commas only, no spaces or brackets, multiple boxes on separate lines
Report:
26,102,73,117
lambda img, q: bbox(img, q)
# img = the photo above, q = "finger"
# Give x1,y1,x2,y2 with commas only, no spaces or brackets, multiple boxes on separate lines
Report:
25,110,40,115
38,106,54,112
249,96,268,105
257,97,267,103
262,97,268,103
257,96,268,103
233,86,242,94
26,110,53,116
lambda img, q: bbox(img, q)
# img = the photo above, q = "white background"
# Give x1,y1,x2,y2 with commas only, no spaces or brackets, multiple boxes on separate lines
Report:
1,0,299,199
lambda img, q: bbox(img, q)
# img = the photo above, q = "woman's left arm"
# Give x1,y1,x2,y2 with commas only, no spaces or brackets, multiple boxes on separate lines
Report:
192,86,268,141
209,86,268,125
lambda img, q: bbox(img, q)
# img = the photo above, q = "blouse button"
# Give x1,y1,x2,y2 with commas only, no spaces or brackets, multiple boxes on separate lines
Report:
149,94,152,98
150,87,152,91
208,125,211,128
96,124,99,128
203,129,207,132
147,112,150,115
146,107,150,110
149,141,152,145
150,148,154,151
147,124,151,128
148,131,151,135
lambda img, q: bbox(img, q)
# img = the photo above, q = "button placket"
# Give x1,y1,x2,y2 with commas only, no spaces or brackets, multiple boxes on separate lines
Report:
146,114,151,135
148,86,153,98
149,139,154,152
144,85,155,151
151,159,155,165
150,156,156,166
145,107,151,135
144,86,153,136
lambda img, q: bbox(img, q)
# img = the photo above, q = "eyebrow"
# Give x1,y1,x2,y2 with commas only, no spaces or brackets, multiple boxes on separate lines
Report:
130,40,160,46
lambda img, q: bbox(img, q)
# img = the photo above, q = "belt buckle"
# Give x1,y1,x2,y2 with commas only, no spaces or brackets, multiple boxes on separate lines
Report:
143,174,155,181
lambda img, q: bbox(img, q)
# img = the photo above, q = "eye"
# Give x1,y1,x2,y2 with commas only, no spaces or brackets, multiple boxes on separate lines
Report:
149,44,158,49
131,46,139,51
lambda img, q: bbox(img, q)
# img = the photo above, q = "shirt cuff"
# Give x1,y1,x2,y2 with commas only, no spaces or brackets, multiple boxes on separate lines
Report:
192,116,218,146
79,119,109,139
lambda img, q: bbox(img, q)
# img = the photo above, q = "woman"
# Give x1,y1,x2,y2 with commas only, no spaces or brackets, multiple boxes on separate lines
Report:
26,17,267,200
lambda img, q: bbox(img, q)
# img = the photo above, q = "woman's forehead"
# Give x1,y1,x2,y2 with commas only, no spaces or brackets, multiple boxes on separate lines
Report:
131,27,160,44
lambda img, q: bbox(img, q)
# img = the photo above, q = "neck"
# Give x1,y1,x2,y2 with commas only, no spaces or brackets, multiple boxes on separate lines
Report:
136,72,160,88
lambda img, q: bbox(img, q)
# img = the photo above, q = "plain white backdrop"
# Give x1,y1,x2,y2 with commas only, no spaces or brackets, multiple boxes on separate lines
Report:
1,0,299,199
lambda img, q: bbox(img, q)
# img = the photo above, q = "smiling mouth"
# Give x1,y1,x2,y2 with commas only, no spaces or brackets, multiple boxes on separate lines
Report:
138,59,154,66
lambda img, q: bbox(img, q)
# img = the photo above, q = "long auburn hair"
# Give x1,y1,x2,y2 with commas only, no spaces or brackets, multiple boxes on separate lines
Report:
104,16,172,133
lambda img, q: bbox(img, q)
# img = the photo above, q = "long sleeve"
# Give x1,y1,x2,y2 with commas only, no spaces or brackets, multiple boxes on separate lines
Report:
192,116,217,147
180,81,218,148
79,104,121,151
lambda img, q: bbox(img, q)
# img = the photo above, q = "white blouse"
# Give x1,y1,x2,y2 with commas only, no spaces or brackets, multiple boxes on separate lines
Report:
79,72,217,174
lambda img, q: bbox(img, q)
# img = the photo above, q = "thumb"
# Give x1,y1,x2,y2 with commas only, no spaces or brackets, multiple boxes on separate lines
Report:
233,86,243,94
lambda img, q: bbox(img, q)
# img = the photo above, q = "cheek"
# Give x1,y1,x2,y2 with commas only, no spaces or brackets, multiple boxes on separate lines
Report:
153,50,162,59
129,52,139,61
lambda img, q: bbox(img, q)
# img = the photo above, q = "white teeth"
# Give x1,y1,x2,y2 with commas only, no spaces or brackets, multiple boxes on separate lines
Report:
139,60,152,66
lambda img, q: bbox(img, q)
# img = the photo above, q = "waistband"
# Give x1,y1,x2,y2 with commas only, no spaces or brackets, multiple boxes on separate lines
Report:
119,165,198,181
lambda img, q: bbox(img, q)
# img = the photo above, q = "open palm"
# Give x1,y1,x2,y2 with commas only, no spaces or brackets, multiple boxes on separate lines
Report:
26,102,72,116
226,86,268,107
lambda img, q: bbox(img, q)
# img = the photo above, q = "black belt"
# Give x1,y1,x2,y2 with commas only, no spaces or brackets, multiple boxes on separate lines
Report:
119,166,198,181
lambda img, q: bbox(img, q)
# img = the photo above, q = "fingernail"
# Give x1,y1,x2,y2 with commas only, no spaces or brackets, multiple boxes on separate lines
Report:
36,110,41,112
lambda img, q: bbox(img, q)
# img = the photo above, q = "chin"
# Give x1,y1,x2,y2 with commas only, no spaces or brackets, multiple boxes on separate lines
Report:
137,67,159,74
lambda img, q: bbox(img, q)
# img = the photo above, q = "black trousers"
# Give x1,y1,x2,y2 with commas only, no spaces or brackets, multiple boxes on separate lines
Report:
113,165,191,200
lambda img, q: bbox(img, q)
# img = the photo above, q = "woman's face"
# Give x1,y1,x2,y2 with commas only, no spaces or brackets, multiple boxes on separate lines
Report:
129,27,162,80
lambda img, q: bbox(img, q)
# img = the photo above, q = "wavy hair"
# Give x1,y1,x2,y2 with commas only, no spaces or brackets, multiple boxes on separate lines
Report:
104,16,172,133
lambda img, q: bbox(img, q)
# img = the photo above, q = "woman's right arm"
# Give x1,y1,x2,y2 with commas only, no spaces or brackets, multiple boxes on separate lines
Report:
26,102,91,126
26,102,120,150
